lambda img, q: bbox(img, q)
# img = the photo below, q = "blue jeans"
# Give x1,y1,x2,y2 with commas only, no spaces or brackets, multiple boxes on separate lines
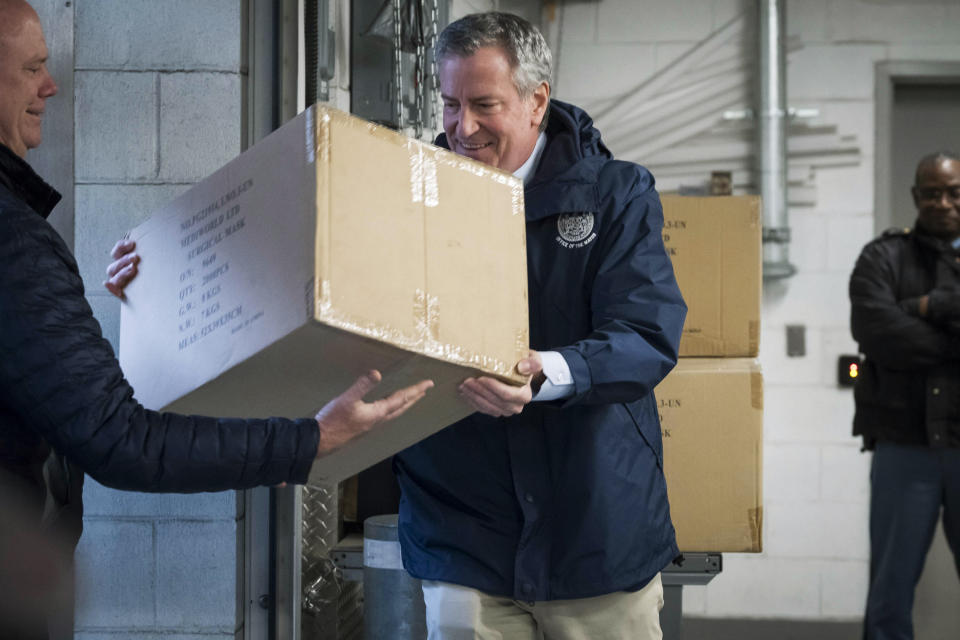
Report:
863,442,960,640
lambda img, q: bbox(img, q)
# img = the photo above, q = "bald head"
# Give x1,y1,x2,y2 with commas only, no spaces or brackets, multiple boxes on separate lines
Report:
911,150,960,241
0,0,56,157
0,0,37,43
915,151,960,186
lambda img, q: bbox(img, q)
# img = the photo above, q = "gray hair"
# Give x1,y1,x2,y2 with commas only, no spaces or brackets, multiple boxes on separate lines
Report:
436,12,552,131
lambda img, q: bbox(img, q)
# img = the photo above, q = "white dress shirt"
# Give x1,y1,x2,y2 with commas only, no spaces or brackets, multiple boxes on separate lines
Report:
512,132,575,402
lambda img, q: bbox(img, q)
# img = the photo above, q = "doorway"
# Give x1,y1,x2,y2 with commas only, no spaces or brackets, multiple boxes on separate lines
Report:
891,83,960,230
876,62,960,232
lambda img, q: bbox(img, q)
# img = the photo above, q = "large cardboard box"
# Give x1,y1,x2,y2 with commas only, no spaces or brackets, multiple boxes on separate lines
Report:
658,358,763,552
660,195,762,357
119,105,529,484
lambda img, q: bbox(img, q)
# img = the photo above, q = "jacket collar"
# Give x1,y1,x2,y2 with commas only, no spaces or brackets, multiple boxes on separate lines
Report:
912,221,960,255
513,132,547,186
0,143,61,219
519,100,610,220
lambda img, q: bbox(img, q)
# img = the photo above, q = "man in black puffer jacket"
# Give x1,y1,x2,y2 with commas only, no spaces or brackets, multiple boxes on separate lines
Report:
849,150,960,640
0,2,431,637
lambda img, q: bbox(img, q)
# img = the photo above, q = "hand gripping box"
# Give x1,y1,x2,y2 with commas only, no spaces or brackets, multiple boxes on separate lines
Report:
658,358,764,552
660,195,762,357
119,105,529,484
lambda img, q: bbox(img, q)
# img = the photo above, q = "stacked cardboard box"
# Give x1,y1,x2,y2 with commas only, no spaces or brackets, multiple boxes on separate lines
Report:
661,195,761,357
119,105,530,485
658,196,764,552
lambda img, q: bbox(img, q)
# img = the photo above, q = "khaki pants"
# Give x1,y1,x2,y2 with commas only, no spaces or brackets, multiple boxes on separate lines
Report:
422,573,664,640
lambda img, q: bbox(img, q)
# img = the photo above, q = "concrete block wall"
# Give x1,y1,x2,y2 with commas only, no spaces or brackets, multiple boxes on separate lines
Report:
546,0,960,622
72,1,245,637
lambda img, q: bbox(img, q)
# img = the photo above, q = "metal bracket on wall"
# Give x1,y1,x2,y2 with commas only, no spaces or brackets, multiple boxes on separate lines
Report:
352,0,445,138
306,0,336,102
660,553,723,640
786,324,806,357
662,552,723,585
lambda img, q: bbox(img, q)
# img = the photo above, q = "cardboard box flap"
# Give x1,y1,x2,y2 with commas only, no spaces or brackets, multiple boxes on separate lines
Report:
312,106,528,384
316,109,426,342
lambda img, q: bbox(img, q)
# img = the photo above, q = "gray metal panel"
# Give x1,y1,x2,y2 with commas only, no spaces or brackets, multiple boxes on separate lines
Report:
277,485,304,640
350,0,448,132
243,0,282,151
302,483,342,640
351,0,397,125
875,62,894,236
306,0,337,103
242,3,296,639
244,487,272,640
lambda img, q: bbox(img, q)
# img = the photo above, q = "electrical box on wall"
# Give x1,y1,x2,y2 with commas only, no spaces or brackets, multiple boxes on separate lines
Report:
786,324,805,357
837,354,862,388
350,0,448,137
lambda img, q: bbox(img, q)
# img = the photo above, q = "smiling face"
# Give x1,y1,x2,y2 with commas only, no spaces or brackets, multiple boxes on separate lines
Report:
439,46,548,173
0,6,57,157
912,157,960,242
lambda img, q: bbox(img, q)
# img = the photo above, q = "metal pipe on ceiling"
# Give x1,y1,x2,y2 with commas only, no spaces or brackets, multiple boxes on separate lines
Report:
758,0,796,279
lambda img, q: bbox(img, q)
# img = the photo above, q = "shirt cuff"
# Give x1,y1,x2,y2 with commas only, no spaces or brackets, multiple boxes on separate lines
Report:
532,350,575,402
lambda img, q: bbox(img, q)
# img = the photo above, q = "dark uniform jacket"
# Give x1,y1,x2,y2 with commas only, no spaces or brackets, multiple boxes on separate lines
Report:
395,100,687,601
849,224,960,449
0,141,320,541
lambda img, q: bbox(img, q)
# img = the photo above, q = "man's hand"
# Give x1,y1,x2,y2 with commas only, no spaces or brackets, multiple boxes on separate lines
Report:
458,351,544,417
104,238,139,300
314,370,434,456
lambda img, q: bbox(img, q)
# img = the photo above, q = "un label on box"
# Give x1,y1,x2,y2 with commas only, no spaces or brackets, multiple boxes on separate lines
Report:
658,358,764,552
661,195,762,357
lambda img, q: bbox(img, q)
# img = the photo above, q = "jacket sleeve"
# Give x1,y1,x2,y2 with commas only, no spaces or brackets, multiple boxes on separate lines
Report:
555,186,686,405
849,239,960,370
0,208,319,492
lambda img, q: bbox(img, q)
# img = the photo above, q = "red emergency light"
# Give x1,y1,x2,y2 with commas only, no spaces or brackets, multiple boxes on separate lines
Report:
838,355,862,388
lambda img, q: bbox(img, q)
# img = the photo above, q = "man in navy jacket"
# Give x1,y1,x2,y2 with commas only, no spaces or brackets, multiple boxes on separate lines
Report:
108,11,685,639
393,12,687,640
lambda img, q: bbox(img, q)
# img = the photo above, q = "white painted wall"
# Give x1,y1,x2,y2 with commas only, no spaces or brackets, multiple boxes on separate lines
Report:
542,0,960,621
